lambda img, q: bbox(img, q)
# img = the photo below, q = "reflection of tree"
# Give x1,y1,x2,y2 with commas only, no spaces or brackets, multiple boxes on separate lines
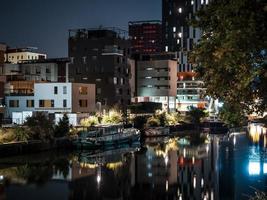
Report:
0,155,70,186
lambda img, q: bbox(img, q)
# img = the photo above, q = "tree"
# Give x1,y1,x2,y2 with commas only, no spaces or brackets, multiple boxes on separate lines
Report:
219,103,248,127
190,0,267,114
54,114,70,138
24,112,54,141
187,107,207,125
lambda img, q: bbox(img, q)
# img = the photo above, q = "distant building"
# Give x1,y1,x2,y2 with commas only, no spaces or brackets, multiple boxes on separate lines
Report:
132,53,177,111
68,28,131,109
4,47,47,64
0,44,6,120
162,0,208,111
129,20,162,54
5,82,95,118
1,58,70,82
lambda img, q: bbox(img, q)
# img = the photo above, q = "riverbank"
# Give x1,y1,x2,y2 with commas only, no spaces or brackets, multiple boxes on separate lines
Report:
0,137,73,157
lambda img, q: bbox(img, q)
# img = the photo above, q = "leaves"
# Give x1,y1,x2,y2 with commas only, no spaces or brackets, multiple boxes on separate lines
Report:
190,0,267,114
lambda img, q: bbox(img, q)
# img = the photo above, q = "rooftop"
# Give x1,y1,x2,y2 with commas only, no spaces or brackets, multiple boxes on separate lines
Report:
6,47,46,54
128,20,162,25
20,57,70,64
69,27,128,39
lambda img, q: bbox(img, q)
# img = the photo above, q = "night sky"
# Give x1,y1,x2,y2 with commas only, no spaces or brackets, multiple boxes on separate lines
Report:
0,0,161,58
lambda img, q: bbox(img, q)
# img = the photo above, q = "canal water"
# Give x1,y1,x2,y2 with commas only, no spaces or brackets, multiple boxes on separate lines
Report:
0,133,266,200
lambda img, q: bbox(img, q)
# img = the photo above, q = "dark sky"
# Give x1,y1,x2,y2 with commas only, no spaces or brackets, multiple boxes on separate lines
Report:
0,0,161,58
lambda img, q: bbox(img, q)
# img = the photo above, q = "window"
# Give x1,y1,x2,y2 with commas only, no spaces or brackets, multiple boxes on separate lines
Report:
36,68,41,74
39,100,54,108
114,77,118,85
63,99,67,108
178,8,182,13
26,100,34,107
165,46,168,52
82,56,86,64
54,86,58,94
97,88,101,94
46,68,51,73
79,100,88,107
9,100,19,107
79,86,88,95
63,86,67,94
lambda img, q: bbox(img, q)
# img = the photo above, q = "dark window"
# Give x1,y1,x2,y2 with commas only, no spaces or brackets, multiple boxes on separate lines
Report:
26,100,34,107
63,99,67,108
54,86,58,94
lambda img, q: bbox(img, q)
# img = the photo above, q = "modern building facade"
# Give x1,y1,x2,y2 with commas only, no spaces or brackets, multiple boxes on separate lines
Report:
1,58,69,84
162,0,208,111
68,28,131,110
4,47,47,64
132,53,177,111
129,20,162,54
0,44,6,120
5,82,95,118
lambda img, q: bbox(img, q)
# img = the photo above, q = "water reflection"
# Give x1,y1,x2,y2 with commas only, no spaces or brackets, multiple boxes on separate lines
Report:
0,132,266,200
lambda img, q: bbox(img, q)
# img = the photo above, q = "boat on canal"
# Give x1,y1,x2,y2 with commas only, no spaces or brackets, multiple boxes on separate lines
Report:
73,124,140,150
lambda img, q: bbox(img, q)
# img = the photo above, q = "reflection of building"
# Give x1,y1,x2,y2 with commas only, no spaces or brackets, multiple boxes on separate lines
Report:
132,53,177,111
4,47,46,64
129,20,162,54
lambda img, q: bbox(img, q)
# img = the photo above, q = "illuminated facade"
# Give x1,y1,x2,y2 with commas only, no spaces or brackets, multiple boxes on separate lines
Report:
4,47,46,64
162,0,209,111
132,53,177,111
129,20,162,54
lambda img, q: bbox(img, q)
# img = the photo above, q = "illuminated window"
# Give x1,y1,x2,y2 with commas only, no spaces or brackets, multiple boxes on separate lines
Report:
114,77,118,85
79,86,88,95
79,100,88,107
173,27,176,32
248,162,260,175
178,32,182,38
191,0,194,5
26,100,34,107
9,100,19,108
165,46,168,52
39,100,54,108
178,8,182,13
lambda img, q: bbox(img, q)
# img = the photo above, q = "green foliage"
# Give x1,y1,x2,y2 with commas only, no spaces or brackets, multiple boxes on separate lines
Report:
190,0,267,114
219,103,247,127
146,116,160,127
13,127,30,142
80,116,99,127
187,107,207,124
54,114,70,138
0,127,30,143
24,112,54,141
101,110,123,124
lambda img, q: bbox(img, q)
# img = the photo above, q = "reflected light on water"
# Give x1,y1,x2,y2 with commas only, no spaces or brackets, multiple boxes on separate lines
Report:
264,163,267,174
249,123,267,143
248,162,260,175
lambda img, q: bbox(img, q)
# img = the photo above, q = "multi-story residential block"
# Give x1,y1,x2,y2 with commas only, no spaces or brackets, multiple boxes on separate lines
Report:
5,82,95,118
162,0,208,111
1,58,69,82
132,53,177,111
68,28,131,110
34,82,95,114
129,20,162,54
0,43,6,120
4,47,47,64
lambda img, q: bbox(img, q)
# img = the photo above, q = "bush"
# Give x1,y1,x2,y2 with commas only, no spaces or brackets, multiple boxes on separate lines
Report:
80,116,99,127
146,116,160,127
54,114,70,138
102,110,123,124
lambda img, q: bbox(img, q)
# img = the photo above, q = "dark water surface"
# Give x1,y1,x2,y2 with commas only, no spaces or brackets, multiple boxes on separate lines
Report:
0,134,266,200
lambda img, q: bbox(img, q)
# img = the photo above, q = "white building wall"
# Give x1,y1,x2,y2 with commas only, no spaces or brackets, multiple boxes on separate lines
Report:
34,83,72,113
5,96,35,118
